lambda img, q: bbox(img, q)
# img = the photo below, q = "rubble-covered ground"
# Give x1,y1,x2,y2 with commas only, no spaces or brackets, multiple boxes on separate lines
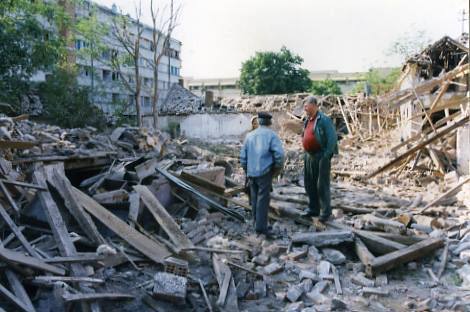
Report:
0,115,469,312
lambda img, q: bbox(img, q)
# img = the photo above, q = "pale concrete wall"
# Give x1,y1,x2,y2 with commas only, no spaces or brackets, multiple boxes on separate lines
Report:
457,123,470,176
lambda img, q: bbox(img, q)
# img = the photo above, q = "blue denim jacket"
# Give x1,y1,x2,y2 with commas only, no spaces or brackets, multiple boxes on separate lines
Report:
240,126,285,177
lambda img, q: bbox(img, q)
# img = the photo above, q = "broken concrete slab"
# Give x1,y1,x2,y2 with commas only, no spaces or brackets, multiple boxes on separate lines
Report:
153,272,187,302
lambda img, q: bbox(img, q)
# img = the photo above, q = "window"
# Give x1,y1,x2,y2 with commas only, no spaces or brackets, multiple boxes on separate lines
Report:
102,70,111,81
112,93,119,103
75,40,81,50
112,72,119,81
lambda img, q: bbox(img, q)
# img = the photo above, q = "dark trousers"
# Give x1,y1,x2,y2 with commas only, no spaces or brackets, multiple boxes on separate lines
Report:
304,152,331,219
249,171,272,233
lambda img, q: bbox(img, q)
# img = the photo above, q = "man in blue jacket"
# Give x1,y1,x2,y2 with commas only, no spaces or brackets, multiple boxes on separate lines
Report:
240,112,284,235
302,96,338,223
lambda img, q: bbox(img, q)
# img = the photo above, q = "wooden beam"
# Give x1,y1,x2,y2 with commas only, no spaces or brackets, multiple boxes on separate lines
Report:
366,115,469,179
73,187,172,264
47,168,106,246
327,221,406,255
32,276,104,284
0,179,46,191
212,254,238,311
0,282,33,312
180,171,226,194
134,185,193,252
366,237,444,277
419,177,470,213
0,180,20,214
5,270,35,312
291,231,354,247
62,292,134,303
32,166,101,312
0,247,65,275
0,140,37,150
354,237,376,266
0,202,40,258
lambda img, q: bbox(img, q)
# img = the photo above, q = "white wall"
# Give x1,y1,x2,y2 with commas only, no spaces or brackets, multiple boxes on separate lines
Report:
153,113,252,139
457,123,470,176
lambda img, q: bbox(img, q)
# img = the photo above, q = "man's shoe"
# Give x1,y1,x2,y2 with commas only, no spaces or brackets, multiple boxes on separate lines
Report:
319,215,333,223
305,211,319,218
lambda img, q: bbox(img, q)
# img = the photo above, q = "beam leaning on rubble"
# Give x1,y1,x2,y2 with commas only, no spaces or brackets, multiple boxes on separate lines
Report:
156,167,245,222
365,115,470,179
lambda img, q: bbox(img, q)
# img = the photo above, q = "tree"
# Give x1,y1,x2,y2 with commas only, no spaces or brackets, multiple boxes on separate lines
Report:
0,0,65,111
388,30,432,60
111,2,144,127
310,79,342,96
74,3,108,103
351,68,401,96
239,47,311,95
38,67,106,129
149,0,180,129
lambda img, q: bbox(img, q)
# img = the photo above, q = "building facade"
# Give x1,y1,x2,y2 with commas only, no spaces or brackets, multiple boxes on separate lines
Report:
36,0,182,116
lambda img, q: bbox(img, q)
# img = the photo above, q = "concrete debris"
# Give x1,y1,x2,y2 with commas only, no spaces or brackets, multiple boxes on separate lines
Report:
0,35,468,310
153,272,188,302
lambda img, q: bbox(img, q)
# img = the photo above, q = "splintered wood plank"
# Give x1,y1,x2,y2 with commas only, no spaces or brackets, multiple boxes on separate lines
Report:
73,187,171,264
366,237,444,277
0,202,40,258
0,180,20,214
62,292,134,303
212,254,238,312
47,168,105,246
355,238,375,266
0,282,33,312
32,167,101,312
0,247,65,275
5,270,35,312
180,171,226,194
32,169,77,258
366,115,470,178
0,140,37,149
128,192,142,225
134,185,193,251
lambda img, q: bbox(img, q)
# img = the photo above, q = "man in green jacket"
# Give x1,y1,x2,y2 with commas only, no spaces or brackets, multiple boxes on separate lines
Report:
302,96,338,222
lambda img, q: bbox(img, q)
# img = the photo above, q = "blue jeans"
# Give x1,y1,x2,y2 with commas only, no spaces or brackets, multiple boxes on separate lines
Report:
249,171,272,233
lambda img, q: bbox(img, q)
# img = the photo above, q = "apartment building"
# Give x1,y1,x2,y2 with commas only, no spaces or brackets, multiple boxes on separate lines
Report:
72,1,182,115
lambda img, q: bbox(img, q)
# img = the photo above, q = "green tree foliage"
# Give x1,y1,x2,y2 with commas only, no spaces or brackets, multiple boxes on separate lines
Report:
0,0,65,111
75,4,108,99
239,47,311,95
38,68,106,129
310,79,342,96
351,68,401,96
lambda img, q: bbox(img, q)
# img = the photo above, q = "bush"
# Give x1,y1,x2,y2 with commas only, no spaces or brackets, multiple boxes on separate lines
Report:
38,68,106,129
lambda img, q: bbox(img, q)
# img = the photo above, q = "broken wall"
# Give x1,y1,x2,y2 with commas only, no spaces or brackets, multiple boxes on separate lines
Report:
457,123,470,175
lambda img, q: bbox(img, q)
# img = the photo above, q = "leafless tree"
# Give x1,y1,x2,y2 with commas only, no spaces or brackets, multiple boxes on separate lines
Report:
110,2,144,127
149,0,180,128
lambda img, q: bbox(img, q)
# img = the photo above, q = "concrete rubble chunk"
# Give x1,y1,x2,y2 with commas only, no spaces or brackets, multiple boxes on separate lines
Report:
361,287,390,296
305,291,330,305
153,272,187,302
321,248,346,265
252,254,270,266
318,261,332,279
331,298,348,311
299,270,319,282
312,280,330,294
286,285,304,303
264,262,283,275
351,273,375,287
285,301,305,312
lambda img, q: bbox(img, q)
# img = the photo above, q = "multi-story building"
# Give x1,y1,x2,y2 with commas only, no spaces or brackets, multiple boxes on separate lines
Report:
38,0,182,116
185,68,397,98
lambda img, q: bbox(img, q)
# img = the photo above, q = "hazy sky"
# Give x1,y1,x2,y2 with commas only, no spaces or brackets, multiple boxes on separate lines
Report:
96,0,469,78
